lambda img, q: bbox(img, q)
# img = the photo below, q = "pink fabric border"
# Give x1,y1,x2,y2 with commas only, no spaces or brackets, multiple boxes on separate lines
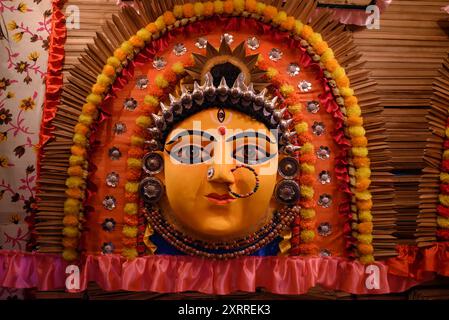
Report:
0,250,435,295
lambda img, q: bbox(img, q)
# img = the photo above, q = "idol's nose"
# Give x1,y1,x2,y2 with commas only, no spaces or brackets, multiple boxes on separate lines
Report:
208,162,235,185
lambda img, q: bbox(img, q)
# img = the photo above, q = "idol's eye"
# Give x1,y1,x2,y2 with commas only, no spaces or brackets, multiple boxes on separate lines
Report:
170,144,212,164
233,144,274,165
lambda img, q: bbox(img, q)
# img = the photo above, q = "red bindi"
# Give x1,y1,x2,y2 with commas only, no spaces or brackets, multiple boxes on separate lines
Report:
218,126,226,136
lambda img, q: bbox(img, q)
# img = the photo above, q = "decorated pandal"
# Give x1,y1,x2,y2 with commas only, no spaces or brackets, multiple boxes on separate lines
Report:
1,0,449,298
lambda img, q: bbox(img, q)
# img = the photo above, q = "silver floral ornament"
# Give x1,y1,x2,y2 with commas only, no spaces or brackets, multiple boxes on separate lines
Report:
152,56,167,70
287,63,300,77
109,147,121,160
316,146,330,160
195,37,208,49
246,36,260,50
173,43,187,56
298,80,312,92
306,100,320,113
221,33,234,45
101,242,114,254
102,218,116,232
312,121,325,136
106,172,119,188
320,249,332,257
113,122,127,135
269,48,283,62
102,195,117,211
318,194,332,208
318,170,331,184
123,97,138,111
135,76,149,89
318,222,332,237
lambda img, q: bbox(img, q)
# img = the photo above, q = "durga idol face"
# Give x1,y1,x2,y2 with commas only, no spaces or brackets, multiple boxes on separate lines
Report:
160,107,279,242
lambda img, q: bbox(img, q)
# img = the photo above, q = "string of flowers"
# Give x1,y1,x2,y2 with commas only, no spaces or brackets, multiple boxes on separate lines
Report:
436,127,449,240
122,59,192,259
62,0,372,262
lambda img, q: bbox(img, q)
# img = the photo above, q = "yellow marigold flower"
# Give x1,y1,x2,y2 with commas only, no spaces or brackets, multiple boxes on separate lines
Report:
127,158,142,168
173,5,184,18
352,147,368,157
64,198,80,215
78,114,93,126
154,16,165,31
12,32,24,42
143,95,159,107
62,248,78,261
27,51,39,62
308,33,322,46
96,73,112,86
233,0,244,13
355,167,371,179
214,0,224,14
288,104,302,114
320,48,334,63
63,226,79,238
136,28,151,42
136,116,152,128
172,61,185,74
131,135,144,146
7,20,17,30
122,247,138,259
124,203,138,215
439,194,449,207
441,172,449,184
443,150,449,160
300,230,315,243
357,234,373,245
348,126,366,137
294,122,308,134
73,133,87,146
446,127,449,138
66,176,85,189
294,20,304,35
125,182,139,193
280,84,294,97
69,155,85,166
437,216,449,229
300,208,316,219
340,87,354,97
120,41,134,54
346,105,361,117
300,186,314,199
266,67,279,79
155,74,169,88
358,210,373,222
107,56,121,69
356,191,372,201
273,11,288,25
17,2,28,13
194,2,204,16
301,163,315,174
359,254,374,264
301,143,314,154
123,225,138,238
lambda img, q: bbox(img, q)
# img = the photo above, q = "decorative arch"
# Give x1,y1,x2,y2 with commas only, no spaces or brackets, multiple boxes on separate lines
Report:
35,0,394,269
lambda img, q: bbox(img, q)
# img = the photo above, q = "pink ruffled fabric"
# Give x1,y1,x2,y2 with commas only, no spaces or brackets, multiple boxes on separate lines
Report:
0,250,433,294
315,0,392,26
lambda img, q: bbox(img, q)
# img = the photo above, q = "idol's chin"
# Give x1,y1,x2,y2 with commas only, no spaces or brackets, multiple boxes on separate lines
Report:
190,215,242,240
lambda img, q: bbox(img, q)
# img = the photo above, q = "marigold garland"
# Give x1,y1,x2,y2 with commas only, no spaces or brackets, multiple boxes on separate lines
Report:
62,0,373,262
437,123,449,241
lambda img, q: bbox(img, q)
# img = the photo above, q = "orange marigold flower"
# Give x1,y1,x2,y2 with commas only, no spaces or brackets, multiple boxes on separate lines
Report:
299,153,316,164
263,5,278,20
146,23,158,33
357,199,373,210
353,156,370,168
352,136,368,147
223,0,234,14
298,243,318,255
65,188,83,199
124,214,138,226
147,86,164,97
325,58,339,72
300,25,313,40
292,112,304,123
91,83,106,95
127,169,142,181
63,215,79,227
357,243,374,255
82,102,97,115
344,95,358,107
300,199,315,209
347,116,363,126
299,174,314,185
297,134,312,145
183,3,195,17
315,41,329,55
356,178,371,192
358,222,373,234
300,220,315,230
122,237,137,247
281,16,295,31
113,48,127,61
336,75,350,88
125,192,138,202
203,2,214,15
102,64,116,77
245,0,257,12
128,147,144,159
63,237,78,249
130,35,144,48
68,166,84,177
163,11,176,25
71,145,86,157
163,69,177,83
74,123,90,136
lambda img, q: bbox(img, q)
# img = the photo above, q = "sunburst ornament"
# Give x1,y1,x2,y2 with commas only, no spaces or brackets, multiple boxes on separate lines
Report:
186,38,269,91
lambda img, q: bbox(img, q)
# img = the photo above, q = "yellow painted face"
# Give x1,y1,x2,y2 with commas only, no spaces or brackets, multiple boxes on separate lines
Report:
159,107,279,241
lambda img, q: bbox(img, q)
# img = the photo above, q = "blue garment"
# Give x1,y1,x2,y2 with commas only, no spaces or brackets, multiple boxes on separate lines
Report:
150,232,281,256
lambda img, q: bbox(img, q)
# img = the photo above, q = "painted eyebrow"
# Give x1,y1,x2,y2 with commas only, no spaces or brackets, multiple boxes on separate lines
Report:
166,130,216,145
225,131,276,144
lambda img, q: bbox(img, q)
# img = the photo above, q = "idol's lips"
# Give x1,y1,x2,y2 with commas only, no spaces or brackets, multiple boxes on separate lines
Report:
205,193,236,205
